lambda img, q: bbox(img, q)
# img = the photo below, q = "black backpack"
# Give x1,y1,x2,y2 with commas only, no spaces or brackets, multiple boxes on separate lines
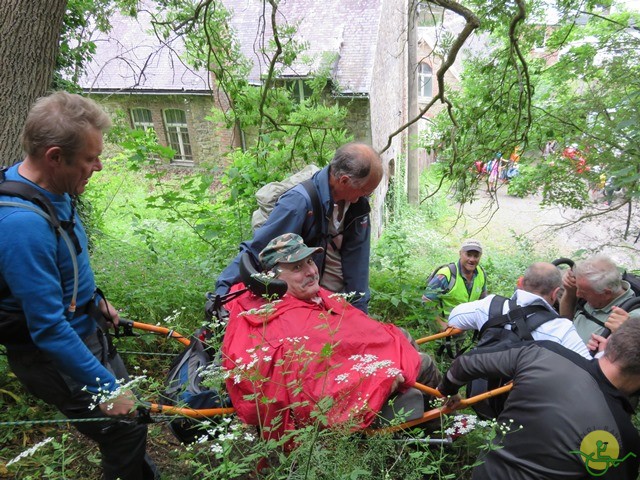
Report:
425,262,457,294
0,167,81,344
476,295,558,347
468,295,557,419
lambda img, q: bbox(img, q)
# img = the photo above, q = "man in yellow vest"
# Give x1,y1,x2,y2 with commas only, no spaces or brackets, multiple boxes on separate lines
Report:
422,239,487,332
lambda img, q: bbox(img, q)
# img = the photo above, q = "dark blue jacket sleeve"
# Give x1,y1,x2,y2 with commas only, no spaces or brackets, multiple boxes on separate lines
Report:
215,188,311,295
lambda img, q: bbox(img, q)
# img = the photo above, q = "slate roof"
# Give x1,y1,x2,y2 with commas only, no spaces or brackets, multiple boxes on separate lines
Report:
79,0,385,96
78,7,212,93
219,0,383,95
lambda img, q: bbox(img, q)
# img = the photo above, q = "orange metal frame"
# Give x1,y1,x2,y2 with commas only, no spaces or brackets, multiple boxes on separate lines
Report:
125,320,512,429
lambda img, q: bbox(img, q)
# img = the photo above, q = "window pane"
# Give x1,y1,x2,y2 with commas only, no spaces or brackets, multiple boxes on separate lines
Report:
418,63,433,98
131,108,154,130
164,109,192,162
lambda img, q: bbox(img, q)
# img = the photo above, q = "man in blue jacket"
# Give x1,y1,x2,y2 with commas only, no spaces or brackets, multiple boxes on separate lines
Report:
0,92,157,479
215,142,383,313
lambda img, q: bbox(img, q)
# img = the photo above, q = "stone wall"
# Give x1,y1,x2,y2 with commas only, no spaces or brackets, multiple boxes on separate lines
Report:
367,0,408,238
90,93,240,168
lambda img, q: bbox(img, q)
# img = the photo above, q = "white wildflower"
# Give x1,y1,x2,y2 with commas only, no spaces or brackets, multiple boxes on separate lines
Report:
6,437,54,467
210,443,224,454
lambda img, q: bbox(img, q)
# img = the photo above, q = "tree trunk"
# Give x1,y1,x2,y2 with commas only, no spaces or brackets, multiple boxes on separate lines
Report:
0,0,67,166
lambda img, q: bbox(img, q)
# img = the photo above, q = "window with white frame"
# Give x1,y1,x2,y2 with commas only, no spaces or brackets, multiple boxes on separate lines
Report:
164,109,193,163
418,63,433,99
131,108,154,131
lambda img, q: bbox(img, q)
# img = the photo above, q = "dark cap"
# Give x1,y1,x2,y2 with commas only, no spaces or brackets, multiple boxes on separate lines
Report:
259,233,323,271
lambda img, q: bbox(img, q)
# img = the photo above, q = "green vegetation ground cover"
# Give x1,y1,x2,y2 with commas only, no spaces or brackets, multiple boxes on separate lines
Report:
0,160,581,479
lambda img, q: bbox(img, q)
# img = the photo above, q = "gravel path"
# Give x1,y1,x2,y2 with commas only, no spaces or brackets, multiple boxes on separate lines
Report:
450,184,640,269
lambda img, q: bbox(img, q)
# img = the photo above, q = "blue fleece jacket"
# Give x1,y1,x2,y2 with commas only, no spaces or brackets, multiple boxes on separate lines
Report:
0,163,117,394
215,166,372,312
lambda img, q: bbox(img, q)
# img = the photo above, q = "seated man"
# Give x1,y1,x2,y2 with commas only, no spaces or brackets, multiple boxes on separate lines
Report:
438,318,640,480
221,233,441,440
559,255,640,344
448,262,591,359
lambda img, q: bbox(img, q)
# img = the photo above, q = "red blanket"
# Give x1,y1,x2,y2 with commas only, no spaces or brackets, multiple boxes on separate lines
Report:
221,286,421,439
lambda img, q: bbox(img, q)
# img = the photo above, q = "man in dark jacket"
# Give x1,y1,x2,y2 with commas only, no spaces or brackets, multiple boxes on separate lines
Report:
215,142,383,312
438,317,640,479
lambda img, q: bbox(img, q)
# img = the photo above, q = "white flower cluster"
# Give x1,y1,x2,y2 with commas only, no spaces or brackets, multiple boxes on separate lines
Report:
278,335,310,344
444,414,491,437
192,417,257,455
6,437,54,467
328,291,357,301
198,362,226,383
87,375,147,411
444,414,522,439
161,307,186,325
251,271,278,281
238,300,281,317
349,354,398,378
348,391,371,416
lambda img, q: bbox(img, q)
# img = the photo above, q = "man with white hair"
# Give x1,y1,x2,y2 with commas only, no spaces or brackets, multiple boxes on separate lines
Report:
560,255,640,344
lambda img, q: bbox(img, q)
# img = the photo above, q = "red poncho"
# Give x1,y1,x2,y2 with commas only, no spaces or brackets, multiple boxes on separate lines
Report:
221,286,421,439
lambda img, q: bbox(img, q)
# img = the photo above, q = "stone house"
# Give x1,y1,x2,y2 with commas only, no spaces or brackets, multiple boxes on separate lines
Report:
79,1,410,167
77,7,239,168
221,0,409,234
78,0,414,234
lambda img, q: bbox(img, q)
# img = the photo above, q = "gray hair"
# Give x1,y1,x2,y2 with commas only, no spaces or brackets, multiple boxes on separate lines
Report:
21,92,111,159
329,142,380,188
604,317,640,376
521,262,562,296
573,255,622,294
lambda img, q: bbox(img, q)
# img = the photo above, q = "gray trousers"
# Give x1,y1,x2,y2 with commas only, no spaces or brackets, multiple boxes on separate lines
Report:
8,329,158,480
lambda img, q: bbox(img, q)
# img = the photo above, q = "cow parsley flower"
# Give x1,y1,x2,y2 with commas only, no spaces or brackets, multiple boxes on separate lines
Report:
6,437,54,467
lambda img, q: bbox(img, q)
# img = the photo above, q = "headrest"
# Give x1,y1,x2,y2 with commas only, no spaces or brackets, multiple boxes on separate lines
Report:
239,252,288,299
552,257,575,268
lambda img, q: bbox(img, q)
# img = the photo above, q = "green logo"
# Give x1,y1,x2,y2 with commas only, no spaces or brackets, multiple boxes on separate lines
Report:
570,430,637,476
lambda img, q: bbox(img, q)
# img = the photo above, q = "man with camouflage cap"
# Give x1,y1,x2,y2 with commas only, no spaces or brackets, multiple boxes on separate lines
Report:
221,233,441,439
257,232,325,301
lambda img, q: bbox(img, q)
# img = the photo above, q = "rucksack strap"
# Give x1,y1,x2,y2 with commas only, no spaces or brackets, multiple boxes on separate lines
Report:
575,301,607,329
300,178,329,277
433,263,457,317
473,295,510,341
479,296,557,341
0,170,80,314
301,178,322,235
